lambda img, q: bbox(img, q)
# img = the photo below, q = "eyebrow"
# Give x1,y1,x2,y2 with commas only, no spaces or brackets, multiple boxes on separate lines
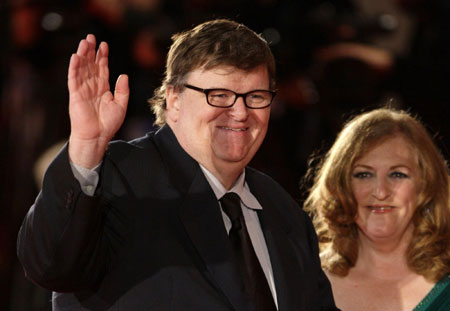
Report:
390,164,412,170
352,164,411,170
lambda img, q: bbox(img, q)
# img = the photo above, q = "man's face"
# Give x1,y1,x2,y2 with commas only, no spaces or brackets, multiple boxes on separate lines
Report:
166,65,271,180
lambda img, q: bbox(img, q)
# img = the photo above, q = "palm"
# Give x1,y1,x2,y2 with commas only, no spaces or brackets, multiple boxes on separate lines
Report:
68,34,129,167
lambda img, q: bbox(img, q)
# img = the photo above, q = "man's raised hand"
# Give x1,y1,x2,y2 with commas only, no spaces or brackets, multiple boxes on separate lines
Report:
68,34,129,168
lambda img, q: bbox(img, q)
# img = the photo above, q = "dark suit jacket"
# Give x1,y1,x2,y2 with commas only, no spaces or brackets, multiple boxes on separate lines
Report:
17,125,337,310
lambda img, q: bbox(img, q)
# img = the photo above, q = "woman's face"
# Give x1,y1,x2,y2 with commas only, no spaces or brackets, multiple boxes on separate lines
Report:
351,135,420,244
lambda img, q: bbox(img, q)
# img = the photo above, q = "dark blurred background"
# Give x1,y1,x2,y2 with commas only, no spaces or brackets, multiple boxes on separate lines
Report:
1,0,449,309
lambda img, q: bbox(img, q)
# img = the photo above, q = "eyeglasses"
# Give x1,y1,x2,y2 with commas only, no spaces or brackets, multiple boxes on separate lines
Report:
183,84,276,109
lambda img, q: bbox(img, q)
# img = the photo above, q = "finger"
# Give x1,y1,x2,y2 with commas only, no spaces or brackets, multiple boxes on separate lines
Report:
68,54,80,91
73,39,92,82
95,41,109,65
76,39,88,56
86,34,96,62
96,42,109,77
86,33,96,46
114,74,130,110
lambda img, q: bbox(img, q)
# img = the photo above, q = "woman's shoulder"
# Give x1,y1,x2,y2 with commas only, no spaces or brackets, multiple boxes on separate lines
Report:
414,275,450,311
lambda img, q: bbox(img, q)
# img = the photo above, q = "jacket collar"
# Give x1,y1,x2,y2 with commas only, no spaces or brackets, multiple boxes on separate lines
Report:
245,169,305,310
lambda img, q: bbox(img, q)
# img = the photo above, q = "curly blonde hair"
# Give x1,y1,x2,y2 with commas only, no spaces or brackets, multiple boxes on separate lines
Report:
304,107,450,282
148,19,276,127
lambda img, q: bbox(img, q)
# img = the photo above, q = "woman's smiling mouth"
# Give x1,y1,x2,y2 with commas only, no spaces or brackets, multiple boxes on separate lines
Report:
368,205,394,213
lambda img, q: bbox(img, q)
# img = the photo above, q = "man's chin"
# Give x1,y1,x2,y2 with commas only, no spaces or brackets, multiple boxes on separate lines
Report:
217,152,253,167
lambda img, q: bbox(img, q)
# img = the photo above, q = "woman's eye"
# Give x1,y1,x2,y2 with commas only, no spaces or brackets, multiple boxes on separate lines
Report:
390,172,409,179
352,172,372,179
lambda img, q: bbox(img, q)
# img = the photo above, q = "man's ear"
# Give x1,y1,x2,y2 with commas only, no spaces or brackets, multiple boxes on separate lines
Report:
166,85,180,123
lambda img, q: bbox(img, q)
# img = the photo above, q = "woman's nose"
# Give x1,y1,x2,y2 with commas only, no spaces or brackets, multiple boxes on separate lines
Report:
372,178,391,200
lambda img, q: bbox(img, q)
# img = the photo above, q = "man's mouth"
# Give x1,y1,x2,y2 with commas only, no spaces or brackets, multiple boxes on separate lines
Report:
220,126,248,132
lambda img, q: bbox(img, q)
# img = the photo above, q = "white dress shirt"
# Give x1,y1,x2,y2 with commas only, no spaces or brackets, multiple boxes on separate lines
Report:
200,165,278,307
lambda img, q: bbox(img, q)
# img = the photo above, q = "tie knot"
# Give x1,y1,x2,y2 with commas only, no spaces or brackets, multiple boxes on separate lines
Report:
220,192,243,225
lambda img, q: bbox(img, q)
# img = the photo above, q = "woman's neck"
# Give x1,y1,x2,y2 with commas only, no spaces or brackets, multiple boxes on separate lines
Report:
353,226,414,281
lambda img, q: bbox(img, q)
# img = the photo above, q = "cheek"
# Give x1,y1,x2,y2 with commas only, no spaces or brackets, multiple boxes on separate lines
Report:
351,182,370,204
354,214,363,227
258,110,271,124
252,110,270,134
399,184,419,208
353,204,366,228
180,107,222,129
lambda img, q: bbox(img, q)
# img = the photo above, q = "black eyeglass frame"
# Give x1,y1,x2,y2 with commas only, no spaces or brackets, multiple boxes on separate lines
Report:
183,84,276,109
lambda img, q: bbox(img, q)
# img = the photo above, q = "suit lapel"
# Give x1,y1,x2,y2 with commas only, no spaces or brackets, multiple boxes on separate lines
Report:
258,207,305,311
154,125,251,311
246,170,306,311
180,171,252,311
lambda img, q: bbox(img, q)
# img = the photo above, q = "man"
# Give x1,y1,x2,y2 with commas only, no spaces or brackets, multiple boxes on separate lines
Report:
17,19,337,310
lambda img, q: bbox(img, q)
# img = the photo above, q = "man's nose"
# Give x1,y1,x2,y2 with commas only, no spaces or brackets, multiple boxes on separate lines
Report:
229,96,249,120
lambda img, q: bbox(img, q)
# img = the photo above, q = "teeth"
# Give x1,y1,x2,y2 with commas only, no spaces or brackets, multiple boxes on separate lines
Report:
222,127,246,132
370,206,392,212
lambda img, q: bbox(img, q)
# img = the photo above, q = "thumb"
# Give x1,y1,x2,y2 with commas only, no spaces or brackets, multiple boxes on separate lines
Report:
114,74,130,110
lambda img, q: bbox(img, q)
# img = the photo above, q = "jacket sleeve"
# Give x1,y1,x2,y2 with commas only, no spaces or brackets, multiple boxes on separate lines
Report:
16,143,110,292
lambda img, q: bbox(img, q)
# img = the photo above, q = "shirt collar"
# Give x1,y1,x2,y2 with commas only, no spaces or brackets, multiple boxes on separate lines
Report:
200,165,262,210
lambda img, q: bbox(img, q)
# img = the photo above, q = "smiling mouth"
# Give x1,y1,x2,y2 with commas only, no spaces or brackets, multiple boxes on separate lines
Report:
220,126,248,132
368,206,394,213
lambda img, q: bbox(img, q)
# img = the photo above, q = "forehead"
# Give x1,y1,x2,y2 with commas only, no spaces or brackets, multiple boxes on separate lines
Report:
355,135,417,166
186,65,270,89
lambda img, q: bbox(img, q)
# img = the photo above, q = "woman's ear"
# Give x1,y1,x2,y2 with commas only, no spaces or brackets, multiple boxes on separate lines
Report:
166,85,180,123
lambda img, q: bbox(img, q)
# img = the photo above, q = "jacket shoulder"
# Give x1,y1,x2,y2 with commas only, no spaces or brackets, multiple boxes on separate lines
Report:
109,131,156,149
245,167,295,201
105,132,158,160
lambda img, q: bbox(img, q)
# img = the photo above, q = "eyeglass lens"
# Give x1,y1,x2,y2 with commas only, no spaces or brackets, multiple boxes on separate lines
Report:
208,89,272,108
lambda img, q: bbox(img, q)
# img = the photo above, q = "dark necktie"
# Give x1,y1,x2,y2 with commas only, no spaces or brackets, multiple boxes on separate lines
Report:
220,192,277,311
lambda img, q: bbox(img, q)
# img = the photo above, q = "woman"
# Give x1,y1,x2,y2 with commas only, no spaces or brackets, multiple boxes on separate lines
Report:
304,107,450,311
